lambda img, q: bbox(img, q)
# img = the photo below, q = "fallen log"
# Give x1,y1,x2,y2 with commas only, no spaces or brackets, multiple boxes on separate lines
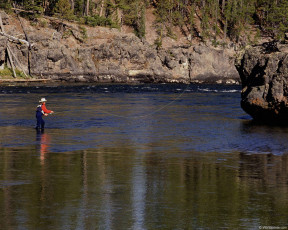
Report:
7,46,28,78
6,45,17,78
11,7,40,14
0,31,31,47
0,13,16,78
13,5,32,75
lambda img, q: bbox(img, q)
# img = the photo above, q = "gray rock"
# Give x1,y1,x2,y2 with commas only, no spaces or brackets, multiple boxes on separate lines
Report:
0,11,9,25
189,45,239,82
1,15,240,84
47,49,64,62
236,42,288,123
0,37,7,70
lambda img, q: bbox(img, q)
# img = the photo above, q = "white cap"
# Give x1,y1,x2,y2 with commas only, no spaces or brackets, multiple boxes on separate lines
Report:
39,98,47,103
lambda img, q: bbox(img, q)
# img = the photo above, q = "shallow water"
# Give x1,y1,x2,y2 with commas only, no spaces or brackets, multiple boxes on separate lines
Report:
0,84,287,229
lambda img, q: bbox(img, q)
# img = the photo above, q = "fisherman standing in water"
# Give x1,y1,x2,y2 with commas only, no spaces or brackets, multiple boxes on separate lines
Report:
36,98,54,130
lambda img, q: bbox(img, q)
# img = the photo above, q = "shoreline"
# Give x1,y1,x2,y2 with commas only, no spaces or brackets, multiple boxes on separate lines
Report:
0,78,54,83
0,80,240,86
0,76,240,86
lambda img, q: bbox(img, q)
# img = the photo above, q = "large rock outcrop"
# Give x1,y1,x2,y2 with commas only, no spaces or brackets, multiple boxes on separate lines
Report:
236,42,288,123
0,12,239,83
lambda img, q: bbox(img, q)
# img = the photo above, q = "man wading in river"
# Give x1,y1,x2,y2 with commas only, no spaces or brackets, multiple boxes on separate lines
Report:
36,98,54,130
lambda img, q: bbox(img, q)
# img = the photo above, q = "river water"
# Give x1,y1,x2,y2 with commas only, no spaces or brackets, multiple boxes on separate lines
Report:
0,83,287,229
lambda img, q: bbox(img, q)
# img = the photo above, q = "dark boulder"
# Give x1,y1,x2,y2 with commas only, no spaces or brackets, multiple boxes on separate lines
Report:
236,42,288,124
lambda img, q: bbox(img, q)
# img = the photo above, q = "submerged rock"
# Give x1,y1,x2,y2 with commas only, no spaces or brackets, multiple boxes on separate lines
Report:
236,42,288,123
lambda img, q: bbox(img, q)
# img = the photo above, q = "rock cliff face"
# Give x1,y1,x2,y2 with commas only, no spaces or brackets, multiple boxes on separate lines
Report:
236,42,288,123
0,12,239,83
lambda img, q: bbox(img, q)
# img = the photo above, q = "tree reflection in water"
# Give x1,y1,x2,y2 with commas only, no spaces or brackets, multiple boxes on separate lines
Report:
1,145,287,229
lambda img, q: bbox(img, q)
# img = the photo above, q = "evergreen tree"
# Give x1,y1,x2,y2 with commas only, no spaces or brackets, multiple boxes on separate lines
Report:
55,0,73,19
123,0,146,38
0,0,12,9
2,0,288,42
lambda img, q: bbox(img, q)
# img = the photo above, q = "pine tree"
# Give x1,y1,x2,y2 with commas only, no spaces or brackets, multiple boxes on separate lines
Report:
55,0,74,19
0,0,12,9
123,0,146,38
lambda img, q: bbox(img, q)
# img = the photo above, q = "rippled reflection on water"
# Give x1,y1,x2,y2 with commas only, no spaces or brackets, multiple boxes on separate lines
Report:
0,84,287,229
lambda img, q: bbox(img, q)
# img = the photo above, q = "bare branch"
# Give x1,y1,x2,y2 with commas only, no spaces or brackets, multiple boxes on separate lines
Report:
0,31,31,47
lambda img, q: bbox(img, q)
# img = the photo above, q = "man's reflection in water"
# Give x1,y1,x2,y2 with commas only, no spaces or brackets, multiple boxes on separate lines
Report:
36,130,52,203
36,130,51,165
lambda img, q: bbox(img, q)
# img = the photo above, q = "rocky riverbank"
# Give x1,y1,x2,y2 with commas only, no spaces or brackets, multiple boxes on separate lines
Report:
0,11,239,84
236,42,288,123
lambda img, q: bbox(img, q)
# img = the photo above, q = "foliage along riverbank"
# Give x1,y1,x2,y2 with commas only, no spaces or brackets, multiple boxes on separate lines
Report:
2,0,288,43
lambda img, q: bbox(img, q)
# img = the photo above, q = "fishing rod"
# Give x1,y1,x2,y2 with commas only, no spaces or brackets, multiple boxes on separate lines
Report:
34,83,192,120
96,84,191,119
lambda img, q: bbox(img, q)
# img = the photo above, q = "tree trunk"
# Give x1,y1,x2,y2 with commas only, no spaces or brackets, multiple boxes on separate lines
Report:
0,32,31,46
42,0,45,12
99,0,105,17
190,4,195,40
70,0,75,11
215,0,219,37
6,47,17,78
15,10,32,76
224,17,227,40
116,7,122,31
8,46,28,78
85,0,90,16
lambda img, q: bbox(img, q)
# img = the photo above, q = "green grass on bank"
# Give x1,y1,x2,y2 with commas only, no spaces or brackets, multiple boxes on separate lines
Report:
0,67,31,79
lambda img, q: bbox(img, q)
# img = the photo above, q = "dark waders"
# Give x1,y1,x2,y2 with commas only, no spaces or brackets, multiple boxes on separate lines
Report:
36,107,45,130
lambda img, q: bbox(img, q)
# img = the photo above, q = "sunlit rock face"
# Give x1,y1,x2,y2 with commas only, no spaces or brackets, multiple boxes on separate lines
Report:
236,42,288,124
1,11,239,84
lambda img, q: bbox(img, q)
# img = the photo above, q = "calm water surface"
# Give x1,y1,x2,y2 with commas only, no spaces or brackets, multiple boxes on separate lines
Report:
0,84,287,230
